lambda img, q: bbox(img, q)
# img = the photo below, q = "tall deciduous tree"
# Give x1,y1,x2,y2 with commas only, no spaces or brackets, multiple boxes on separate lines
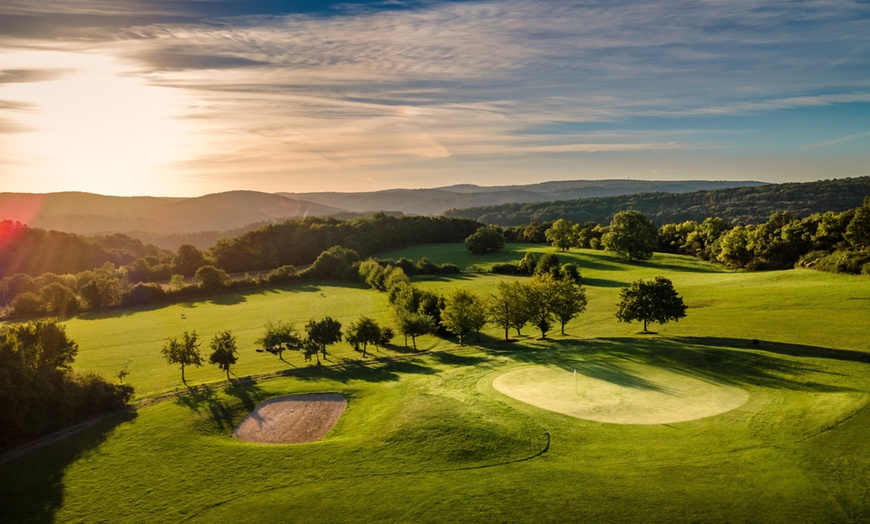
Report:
305,317,342,364
440,289,487,345
395,309,436,350
545,218,575,251
209,330,238,381
161,331,203,385
465,226,506,254
173,244,207,276
195,265,230,291
846,196,870,250
524,275,556,339
602,210,658,261
615,277,687,332
257,320,300,361
489,281,531,340
345,316,382,357
550,277,588,335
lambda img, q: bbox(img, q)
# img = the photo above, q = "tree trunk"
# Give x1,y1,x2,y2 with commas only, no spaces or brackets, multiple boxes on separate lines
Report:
411,335,417,351
225,368,231,382
180,364,186,385
643,319,649,332
504,327,509,340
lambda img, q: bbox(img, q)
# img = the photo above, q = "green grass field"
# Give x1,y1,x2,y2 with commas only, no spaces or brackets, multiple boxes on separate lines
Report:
2,245,870,522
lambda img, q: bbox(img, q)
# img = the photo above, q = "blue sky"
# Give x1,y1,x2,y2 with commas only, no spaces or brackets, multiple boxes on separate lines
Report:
0,0,868,196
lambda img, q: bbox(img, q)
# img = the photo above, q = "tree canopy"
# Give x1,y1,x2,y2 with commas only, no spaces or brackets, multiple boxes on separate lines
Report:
615,277,687,332
209,330,238,380
161,331,203,385
603,210,658,261
465,225,506,254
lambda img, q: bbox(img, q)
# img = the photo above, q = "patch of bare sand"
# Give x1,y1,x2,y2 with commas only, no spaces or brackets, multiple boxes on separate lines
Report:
493,363,749,425
233,393,346,444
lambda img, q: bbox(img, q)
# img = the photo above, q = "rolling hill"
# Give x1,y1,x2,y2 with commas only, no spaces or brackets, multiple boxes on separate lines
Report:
445,176,870,226
0,191,343,237
281,179,766,215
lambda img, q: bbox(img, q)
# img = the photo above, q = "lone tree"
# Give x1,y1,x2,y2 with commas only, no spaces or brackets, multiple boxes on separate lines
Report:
465,225,506,254
209,330,238,381
615,277,687,332
161,331,203,385
304,317,342,365
602,210,659,261
257,320,300,361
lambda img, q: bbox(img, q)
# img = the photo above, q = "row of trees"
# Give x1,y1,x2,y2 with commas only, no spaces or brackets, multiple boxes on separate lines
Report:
162,312,401,384
161,271,686,385
0,320,134,449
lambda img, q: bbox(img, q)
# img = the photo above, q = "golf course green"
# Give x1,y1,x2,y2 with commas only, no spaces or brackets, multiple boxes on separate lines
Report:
1,245,869,522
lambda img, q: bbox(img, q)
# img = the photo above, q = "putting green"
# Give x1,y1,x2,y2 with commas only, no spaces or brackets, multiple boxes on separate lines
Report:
493,362,749,425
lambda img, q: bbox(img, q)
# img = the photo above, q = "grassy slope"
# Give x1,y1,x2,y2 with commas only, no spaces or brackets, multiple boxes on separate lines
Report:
2,244,870,523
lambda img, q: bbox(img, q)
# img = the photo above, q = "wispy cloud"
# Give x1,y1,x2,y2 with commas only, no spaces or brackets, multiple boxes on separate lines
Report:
802,130,870,150
1,0,869,194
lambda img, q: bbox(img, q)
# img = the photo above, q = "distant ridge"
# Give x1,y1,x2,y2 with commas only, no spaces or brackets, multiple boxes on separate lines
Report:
0,191,343,237
280,179,766,215
444,176,870,226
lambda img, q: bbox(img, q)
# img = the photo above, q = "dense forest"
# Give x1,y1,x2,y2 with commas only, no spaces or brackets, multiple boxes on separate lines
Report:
445,176,870,226
0,221,167,278
0,319,134,450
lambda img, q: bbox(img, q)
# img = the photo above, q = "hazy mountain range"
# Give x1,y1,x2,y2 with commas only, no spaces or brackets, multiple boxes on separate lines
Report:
1,179,767,249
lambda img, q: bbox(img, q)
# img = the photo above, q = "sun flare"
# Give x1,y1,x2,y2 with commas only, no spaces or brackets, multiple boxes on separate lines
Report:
1,50,195,196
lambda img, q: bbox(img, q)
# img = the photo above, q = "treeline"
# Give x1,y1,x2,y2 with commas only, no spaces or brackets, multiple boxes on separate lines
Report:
0,320,133,450
0,215,482,318
209,214,481,273
515,197,870,274
445,176,870,227
0,221,167,278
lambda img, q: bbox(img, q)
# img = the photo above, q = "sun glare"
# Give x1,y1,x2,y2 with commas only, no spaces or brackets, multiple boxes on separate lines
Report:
2,50,194,196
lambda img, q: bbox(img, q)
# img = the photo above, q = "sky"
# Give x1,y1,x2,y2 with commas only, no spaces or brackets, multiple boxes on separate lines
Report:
0,0,869,197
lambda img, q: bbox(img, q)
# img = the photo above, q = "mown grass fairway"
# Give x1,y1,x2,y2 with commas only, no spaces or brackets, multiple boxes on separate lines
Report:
2,245,870,522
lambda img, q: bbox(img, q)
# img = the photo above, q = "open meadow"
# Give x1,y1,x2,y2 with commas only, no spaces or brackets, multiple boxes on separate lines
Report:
2,245,870,522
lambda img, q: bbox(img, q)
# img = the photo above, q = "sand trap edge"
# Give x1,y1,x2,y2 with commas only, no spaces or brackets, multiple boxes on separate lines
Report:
233,393,347,444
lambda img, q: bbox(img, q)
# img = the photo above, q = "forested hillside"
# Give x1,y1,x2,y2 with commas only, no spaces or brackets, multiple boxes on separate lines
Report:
282,179,764,215
446,176,870,226
0,221,166,278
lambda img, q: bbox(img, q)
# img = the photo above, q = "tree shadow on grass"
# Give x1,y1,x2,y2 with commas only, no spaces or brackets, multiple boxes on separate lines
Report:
670,336,870,365
207,292,247,306
581,277,628,288
174,382,268,433
429,351,491,367
0,409,138,524
492,337,863,394
290,357,438,384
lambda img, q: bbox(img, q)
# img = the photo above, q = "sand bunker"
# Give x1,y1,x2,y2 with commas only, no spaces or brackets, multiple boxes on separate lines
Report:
493,363,748,425
233,393,346,444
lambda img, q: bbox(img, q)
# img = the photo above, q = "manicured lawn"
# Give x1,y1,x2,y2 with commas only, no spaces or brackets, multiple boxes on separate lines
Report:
2,245,869,522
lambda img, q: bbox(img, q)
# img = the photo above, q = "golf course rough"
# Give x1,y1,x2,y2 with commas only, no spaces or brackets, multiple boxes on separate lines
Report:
233,393,347,444
493,362,750,424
